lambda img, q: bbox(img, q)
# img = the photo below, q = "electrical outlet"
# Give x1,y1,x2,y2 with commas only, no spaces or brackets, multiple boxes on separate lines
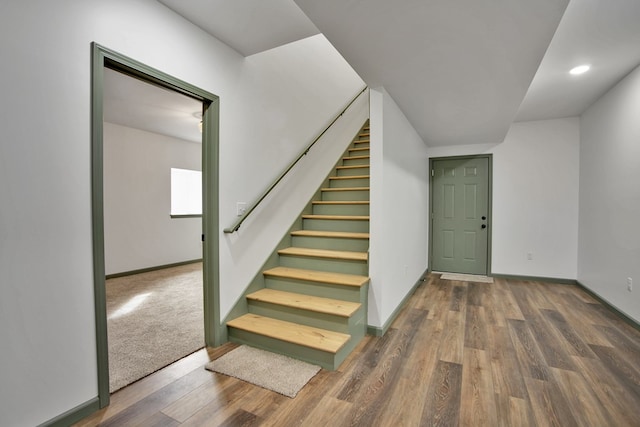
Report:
527,252,533,261
236,202,247,217
628,277,633,292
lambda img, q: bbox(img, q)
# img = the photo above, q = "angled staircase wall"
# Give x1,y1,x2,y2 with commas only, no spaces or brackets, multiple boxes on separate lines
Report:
226,122,371,370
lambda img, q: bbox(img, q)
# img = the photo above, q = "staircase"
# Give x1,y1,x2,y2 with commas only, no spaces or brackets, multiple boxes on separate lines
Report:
227,122,371,370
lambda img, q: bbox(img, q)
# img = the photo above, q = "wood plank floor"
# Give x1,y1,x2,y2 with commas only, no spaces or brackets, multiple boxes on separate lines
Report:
75,274,640,426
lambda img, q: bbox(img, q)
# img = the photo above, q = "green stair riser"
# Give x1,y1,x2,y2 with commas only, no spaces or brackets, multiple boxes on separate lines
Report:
265,277,365,303
247,301,365,334
303,218,370,233
329,177,370,188
278,254,368,275
312,204,370,216
291,235,370,252
227,328,343,370
342,157,370,166
353,142,370,148
336,166,370,177
321,189,369,202
348,149,370,156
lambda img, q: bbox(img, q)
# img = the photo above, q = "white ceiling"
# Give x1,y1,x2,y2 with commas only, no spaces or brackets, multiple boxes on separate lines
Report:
516,0,640,121
157,0,320,56
114,0,640,147
295,0,570,146
103,68,203,143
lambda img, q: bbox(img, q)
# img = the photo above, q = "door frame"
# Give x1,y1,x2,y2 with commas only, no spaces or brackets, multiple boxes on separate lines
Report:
428,154,493,275
91,43,221,408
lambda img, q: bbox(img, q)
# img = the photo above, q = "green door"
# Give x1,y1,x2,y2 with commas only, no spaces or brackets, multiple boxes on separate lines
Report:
431,157,489,275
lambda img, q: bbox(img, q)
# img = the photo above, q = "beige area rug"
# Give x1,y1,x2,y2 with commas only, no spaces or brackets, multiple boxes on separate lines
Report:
439,272,494,283
206,345,321,398
107,262,204,392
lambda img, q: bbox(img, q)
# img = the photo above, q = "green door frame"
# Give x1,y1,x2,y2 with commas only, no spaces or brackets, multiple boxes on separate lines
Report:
428,154,493,275
91,43,222,408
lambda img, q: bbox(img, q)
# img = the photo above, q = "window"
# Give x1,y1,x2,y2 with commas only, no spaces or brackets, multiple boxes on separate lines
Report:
170,168,201,217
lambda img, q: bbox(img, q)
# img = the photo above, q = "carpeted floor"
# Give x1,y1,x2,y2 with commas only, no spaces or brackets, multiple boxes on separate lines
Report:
106,262,204,392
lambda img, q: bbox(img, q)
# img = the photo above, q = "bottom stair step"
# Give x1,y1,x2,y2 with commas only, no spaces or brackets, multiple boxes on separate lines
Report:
227,313,350,354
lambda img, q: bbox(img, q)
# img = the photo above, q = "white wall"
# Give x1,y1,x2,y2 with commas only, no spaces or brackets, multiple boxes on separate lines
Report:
0,1,363,425
429,117,580,280
103,122,202,275
579,64,640,323
369,88,430,328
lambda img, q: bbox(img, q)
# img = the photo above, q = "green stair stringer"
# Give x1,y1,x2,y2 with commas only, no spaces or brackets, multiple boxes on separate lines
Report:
225,120,371,370
219,215,304,343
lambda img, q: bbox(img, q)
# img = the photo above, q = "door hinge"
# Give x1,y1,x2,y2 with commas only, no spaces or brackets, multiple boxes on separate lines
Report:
431,169,434,177
201,234,205,242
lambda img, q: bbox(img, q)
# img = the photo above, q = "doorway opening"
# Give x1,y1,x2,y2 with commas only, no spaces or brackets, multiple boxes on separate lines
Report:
91,43,221,408
429,154,493,275
103,67,205,392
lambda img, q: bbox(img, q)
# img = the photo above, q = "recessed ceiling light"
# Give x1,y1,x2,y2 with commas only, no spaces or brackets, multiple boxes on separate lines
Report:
569,65,590,75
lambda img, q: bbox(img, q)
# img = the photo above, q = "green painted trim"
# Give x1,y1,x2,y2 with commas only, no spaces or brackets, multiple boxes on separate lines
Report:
105,259,202,279
575,281,640,331
367,268,428,337
367,325,384,336
90,42,221,410
428,154,493,276
170,214,202,219
486,155,493,273
90,42,110,409
37,398,99,427
202,95,221,347
490,273,577,285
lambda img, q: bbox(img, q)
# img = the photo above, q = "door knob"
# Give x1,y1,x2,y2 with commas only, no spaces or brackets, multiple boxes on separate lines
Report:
482,216,487,220
481,224,487,229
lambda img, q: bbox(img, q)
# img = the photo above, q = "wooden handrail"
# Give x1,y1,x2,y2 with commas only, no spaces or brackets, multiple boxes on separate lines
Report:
223,86,368,233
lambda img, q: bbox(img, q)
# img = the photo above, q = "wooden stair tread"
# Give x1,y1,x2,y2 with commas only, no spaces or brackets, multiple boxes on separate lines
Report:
312,201,369,205
263,266,370,287
227,314,350,353
336,165,369,170
302,214,369,221
291,230,370,239
359,133,370,137
278,247,367,261
321,187,369,192
329,175,369,180
343,155,370,160
247,288,361,317
349,147,370,152
354,139,369,143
